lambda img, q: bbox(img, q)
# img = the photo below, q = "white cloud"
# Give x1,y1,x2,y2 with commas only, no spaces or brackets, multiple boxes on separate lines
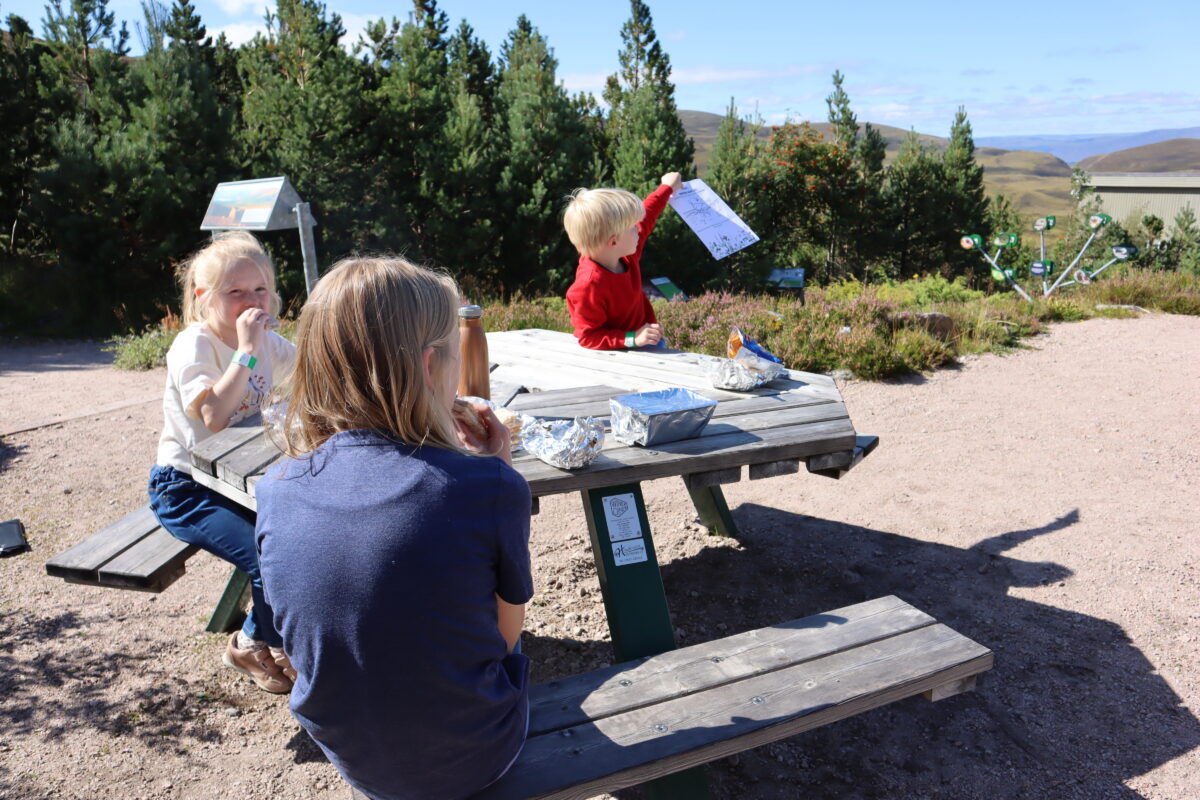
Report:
671,64,826,85
336,13,380,50
215,0,262,14
664,30,686,41
854,82,922,97
560,70,611,95
213,20,266,47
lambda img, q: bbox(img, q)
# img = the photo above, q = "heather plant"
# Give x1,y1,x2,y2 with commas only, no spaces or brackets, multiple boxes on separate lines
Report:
483,296,572,333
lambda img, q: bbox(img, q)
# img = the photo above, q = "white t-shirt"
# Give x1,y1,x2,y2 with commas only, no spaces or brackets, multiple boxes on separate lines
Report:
155,322,296,474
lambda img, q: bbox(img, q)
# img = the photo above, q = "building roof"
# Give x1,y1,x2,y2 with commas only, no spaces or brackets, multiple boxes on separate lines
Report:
1091,173,1200,189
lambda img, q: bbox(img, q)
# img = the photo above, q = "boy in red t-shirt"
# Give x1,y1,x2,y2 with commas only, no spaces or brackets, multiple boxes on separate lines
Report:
564,171,682,350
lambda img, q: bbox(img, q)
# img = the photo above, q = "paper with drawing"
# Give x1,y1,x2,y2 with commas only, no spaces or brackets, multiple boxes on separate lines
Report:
667,179,759,260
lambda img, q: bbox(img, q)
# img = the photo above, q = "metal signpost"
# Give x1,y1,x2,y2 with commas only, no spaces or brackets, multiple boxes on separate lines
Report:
960,213,1136,302
200,176,320,295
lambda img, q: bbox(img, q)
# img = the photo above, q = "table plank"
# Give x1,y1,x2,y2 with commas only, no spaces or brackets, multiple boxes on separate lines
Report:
508,385,629,412
489,329,837,390
217,431,285,492
516,417,857,496
484,328,835,391
511,399,851,468
190,423,262,476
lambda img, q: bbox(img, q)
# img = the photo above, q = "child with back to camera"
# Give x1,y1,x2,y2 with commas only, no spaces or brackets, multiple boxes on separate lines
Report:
255,257,533,800
564,171,682,350
148,231,297,693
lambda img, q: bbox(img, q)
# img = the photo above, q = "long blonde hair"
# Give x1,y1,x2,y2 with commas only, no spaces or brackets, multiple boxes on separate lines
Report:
178,231,281,324
277,256,461,457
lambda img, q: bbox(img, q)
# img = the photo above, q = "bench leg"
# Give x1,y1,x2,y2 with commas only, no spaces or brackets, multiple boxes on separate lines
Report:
205,567,251,634
580,484,711,799
687,484,739,538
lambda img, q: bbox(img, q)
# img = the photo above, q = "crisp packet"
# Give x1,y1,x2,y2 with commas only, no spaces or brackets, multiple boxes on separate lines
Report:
698,355,783,391
521,417,605,469
727,326,784,371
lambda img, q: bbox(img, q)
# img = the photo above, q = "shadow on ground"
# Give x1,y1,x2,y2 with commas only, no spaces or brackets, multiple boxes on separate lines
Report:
523,505,1199,800
0,609,228,754
0,340,114,376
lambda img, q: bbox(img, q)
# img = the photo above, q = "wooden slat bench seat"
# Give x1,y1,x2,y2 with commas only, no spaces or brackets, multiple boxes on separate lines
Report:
44,505,249,633
44,505,196,592
807,433,880,479
347,595,992,800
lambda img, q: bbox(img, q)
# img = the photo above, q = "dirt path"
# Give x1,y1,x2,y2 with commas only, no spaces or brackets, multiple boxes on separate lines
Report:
1,315,1198,799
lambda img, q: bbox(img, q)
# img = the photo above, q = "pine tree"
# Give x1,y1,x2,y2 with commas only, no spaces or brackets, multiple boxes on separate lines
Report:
239,0,372,293
603,0,698,287
371,0,452,258
821,71,893,281
0,12,54,255
940,107,990,274
98,1,237,305
495,15,593,293
884,132,945,279
29,0,144,332
705,99,770,289
430,19,501,283
604,0,693,194
39,0,130,116
447,20,494,123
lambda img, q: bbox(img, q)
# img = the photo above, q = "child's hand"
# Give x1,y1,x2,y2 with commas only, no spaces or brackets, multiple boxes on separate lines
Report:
235,307,273,354
661,172,682,192
454,400,513,465
634,323,662,347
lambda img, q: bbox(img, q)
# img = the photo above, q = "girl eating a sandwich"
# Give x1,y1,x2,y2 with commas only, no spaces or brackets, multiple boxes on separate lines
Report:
255,256,532,800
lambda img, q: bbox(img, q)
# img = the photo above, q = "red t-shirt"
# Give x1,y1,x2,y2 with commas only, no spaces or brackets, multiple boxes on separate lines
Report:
566,184,673,350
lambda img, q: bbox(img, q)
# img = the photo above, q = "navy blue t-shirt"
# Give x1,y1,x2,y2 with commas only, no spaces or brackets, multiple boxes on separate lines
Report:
256,429,533,800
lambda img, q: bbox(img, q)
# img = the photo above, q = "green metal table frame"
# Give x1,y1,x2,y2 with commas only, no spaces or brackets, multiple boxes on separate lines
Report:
205,568,251,634
581,480,739,799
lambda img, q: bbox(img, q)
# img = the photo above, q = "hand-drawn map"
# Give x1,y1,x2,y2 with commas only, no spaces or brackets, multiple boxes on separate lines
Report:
667,179,760,260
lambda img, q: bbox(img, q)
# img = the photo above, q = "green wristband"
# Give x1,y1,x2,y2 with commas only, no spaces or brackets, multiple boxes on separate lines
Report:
231,350,257,370
625,331,636,349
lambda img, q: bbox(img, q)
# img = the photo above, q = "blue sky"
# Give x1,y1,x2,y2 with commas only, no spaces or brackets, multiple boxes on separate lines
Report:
5,0,1196,137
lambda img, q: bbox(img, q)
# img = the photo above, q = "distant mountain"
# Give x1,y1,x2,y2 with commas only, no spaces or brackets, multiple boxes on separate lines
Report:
1076,138,1200,173
681,110,1074,221
976,127,1200,165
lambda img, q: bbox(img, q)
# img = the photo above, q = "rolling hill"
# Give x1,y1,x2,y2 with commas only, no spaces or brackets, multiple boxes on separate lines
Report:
976,126,1200,164
1076,138,1200,173
681,110,1074,222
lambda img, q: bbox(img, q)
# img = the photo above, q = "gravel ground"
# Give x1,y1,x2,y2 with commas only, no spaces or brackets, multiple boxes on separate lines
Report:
1,314,1198,800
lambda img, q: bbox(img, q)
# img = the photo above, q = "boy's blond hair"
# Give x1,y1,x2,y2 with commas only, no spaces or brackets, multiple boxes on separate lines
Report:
563,188,645,256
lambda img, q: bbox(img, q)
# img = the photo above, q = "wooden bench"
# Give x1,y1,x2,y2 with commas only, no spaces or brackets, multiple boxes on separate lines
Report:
807,434,880,479
346,595,992,800
44,505,249,633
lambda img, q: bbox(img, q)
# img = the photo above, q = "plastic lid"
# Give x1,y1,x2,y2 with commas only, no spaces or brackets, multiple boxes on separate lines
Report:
458,304,482,318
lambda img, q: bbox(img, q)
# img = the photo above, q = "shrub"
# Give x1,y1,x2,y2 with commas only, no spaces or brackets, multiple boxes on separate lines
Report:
892,328,955,372
105,325,180,370
484,296,572,333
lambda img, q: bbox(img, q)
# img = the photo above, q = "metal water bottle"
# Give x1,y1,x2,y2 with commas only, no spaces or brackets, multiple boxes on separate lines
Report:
457,304,490,400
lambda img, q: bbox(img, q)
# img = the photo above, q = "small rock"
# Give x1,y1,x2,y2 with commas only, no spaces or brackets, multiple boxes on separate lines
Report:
63,487,72,494
224,707,240,717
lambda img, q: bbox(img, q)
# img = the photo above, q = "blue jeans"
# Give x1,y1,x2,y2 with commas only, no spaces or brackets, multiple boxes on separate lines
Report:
148,465,281,647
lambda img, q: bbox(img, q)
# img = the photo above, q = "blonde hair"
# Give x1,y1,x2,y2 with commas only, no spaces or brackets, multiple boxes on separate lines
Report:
562,188,645,256
276,256,462,457
179,231,281,324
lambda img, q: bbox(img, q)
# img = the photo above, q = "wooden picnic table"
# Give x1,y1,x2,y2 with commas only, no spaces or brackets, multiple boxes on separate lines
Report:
190,329,866,660
189,328,874,797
